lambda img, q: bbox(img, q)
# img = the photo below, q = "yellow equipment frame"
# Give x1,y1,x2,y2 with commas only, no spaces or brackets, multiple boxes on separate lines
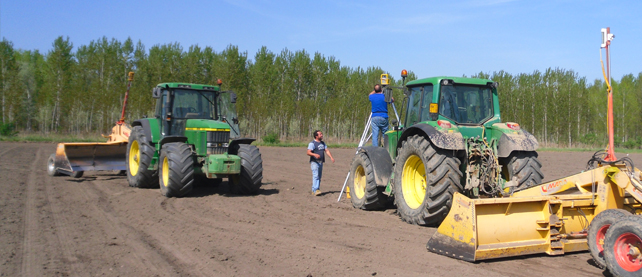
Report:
427,164,642,261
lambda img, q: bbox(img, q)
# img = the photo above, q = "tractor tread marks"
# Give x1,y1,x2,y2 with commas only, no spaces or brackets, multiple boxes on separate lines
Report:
230,144,263,195
127,126,159,188
160,142,194,197
348,152,387,210
394,135,463,226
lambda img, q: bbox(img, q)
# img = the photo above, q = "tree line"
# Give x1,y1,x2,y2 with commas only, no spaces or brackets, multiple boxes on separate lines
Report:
0,36,641,148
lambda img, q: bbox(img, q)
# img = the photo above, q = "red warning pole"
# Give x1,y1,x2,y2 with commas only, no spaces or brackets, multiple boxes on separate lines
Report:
603,27,616,162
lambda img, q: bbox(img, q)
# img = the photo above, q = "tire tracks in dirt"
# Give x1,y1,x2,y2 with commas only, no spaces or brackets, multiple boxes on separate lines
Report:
75,178,187,276
19,146,42,276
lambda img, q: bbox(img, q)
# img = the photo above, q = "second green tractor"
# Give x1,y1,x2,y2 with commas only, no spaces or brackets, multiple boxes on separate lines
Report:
127,82,263,197
348,74,543,226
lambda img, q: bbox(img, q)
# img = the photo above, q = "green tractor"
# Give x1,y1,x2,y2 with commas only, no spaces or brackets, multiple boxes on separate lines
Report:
127,81,263,197
348,73,543,226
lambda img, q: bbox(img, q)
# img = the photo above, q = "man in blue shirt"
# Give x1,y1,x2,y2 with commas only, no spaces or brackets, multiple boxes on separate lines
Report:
369,84,391,147
306,130,335,196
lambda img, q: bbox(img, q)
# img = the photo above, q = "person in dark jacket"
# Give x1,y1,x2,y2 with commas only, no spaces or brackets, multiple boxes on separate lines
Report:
306,130,335,196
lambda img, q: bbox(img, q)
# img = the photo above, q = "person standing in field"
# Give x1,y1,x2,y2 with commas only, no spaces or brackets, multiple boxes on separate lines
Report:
307,130,335,196
369,84,391,147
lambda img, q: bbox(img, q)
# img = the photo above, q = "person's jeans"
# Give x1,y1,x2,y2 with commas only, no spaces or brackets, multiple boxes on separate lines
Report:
310,161,323,192
371,116,389,147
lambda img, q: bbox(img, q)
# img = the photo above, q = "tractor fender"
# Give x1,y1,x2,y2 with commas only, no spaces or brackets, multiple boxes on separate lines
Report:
398,124,465,151
132,119,153,144
228,138,256,155
496,130,539,158
358,146,393,188
158,135,188,149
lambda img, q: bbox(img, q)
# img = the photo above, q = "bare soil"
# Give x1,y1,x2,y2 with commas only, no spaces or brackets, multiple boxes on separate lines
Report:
2,142,641,276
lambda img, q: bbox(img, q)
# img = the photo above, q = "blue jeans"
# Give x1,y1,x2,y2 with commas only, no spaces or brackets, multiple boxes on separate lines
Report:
371,116,389,147
310,161,323,192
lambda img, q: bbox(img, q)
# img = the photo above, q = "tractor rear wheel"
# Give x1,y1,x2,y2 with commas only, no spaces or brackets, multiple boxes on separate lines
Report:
604,215,642,277
47,154,61,176
502,151,543,190
588,209,631,269
393,135,463,226
229,144,263,195
127,126,159,188
348,152,387,210
159,142,194,197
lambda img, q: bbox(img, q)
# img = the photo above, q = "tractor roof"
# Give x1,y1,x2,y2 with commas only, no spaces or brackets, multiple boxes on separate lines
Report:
156,83,221,91
406,76,493,86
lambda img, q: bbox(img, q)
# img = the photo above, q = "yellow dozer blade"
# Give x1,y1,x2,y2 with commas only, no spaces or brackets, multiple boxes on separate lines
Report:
427,165,642,261
53,124,130,174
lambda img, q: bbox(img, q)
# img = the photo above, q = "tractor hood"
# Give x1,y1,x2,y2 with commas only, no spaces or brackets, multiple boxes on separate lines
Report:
185,119,231,131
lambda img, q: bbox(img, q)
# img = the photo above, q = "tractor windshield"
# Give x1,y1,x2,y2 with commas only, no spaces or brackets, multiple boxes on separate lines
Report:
439,84,493,124
171,89,218,120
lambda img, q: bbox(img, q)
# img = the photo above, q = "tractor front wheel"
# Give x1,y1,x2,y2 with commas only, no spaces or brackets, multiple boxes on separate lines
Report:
159,142,195,197
588,209,631,269
393,135,463,226
604,215,642,277
229,144,263,195
348,152,387,210
127,126,159,188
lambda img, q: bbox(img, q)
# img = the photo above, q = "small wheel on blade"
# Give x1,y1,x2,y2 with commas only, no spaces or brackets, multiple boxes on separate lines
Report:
588,209,631,269
348,152,386,210
47,154,61,176
604,215,642,277
159,142,194,197
71,171,84,178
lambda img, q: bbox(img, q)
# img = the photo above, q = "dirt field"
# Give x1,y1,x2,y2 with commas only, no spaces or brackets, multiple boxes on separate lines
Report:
2,142,641,276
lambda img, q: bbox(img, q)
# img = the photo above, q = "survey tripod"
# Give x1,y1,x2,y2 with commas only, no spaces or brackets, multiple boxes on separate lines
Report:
337,73,403,201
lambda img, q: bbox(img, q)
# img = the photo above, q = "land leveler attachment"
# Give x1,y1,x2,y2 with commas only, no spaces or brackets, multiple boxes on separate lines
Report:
47,72,135,178
428,27,642,277
427,162,642,262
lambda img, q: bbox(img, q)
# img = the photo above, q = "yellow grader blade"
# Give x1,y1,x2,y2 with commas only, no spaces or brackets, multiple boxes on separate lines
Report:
427,165,642,261
53,124,130,174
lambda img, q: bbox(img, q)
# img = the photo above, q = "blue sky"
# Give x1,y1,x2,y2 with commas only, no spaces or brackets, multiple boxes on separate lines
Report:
2,0,640,82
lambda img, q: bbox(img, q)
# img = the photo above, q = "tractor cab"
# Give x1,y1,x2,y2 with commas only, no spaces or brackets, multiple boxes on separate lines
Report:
153,82,240,138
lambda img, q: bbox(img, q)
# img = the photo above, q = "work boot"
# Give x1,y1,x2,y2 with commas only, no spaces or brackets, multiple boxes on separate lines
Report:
314,190,322,196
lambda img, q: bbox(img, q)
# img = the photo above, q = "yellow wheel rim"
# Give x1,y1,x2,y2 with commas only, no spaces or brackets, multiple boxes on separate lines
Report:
402,154,426,209
353,165,366,199
162,156,169,187
129,140,140,176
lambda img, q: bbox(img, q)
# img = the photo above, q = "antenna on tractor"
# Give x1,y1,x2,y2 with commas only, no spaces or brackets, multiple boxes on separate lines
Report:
601,28,616,161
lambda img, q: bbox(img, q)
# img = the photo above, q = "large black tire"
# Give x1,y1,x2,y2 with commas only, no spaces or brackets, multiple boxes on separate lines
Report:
348,152,387,210
158,142,194,197
603,215,642,277
393,135,463,226
229,144,263,195
47,154,61,176
502,151,544,190
588,209,631,269
126,126,159,188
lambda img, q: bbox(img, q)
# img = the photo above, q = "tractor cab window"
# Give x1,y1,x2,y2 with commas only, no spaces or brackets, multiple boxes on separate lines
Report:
404,85,434,127
439,85,493,124
218,92,240,138
405,86,422,126
171,89,217,119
